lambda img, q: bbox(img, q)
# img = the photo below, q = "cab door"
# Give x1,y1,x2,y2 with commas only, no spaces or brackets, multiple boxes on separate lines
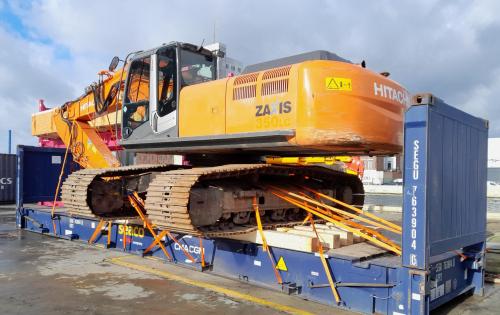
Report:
122,55,151,139
150,46,178,136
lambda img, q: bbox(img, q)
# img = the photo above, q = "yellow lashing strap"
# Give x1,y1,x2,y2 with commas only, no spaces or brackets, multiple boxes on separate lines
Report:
122,221,127,249
143,231,168,254
271,191,402,255
107,221,112,246
199,237,206,268
309,217,341,304
300,186,402,233
301,213,313,225
253,197,267,251
51,121,74,235
253,197,283,285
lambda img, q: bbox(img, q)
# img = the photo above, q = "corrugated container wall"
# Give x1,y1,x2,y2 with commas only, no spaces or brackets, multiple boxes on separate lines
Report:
0,154,16,203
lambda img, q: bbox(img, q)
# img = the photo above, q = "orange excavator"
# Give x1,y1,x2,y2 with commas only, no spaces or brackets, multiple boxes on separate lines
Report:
32,42,408,237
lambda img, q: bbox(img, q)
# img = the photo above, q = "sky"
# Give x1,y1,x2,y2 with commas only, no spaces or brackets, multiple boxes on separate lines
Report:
0,0,499,153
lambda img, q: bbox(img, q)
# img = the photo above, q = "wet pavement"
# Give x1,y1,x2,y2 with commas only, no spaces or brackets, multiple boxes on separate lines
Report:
1,205,500,314
0,207,339,315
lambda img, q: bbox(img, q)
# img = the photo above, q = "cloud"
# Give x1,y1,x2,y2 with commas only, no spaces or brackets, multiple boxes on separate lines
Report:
0,0,499,153
0,25,76,151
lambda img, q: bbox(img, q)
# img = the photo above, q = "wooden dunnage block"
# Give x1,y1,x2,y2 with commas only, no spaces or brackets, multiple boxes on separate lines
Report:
294,225,353,246
284,229,341,249
228,230,320,252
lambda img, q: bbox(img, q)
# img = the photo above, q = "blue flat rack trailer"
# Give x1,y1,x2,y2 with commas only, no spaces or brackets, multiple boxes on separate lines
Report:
16,94,488,314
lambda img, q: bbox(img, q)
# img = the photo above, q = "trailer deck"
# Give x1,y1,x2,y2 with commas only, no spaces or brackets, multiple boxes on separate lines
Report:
16,94,488,314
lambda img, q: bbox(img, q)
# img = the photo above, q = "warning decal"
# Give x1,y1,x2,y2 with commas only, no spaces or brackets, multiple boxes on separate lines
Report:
325,77,352,91
276,256,288,272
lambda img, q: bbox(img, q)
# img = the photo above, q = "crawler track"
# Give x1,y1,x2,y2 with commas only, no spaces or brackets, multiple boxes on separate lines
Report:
61,164,183,219
61,163,364,238
145,164,364,237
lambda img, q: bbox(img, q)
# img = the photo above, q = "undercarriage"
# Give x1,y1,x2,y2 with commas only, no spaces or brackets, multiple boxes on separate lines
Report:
61,163,364,237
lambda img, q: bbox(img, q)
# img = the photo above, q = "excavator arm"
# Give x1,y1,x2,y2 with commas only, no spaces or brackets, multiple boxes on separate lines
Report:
52,113,120,168
33,68,126,169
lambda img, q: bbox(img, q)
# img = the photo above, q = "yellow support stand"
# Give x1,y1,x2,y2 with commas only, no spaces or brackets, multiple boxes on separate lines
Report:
88,219,113,247
128,192,199,265
128,194,172,261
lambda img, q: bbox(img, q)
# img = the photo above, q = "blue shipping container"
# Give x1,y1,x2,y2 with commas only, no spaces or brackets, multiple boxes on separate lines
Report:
0,153,16,203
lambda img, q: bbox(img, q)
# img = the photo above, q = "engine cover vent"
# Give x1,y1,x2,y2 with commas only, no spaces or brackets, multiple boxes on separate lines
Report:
262,79,289,96
262,65,291,80
261,66,291,96
233,85,257,100
233,73,258,100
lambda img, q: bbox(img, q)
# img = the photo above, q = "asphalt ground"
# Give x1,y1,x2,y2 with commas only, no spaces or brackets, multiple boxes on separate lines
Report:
1,205,499,314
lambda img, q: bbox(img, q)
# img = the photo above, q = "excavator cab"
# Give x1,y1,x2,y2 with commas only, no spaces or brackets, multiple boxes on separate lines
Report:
121,42,216,142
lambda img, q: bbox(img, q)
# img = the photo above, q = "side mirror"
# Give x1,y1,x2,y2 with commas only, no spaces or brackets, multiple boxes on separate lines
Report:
109,56,120,72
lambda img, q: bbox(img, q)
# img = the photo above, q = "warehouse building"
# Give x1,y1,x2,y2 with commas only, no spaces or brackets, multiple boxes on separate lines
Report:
361,155,402,184
488,137,500,184
362,137,499,185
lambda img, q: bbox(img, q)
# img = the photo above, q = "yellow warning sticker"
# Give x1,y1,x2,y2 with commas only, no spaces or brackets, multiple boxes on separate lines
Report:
276,256,288,272
325,77,352,91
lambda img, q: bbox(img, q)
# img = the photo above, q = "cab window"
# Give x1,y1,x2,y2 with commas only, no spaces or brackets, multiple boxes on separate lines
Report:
157,48,177,117
123,57,150,137
125,57,150,104
180,50,215,87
